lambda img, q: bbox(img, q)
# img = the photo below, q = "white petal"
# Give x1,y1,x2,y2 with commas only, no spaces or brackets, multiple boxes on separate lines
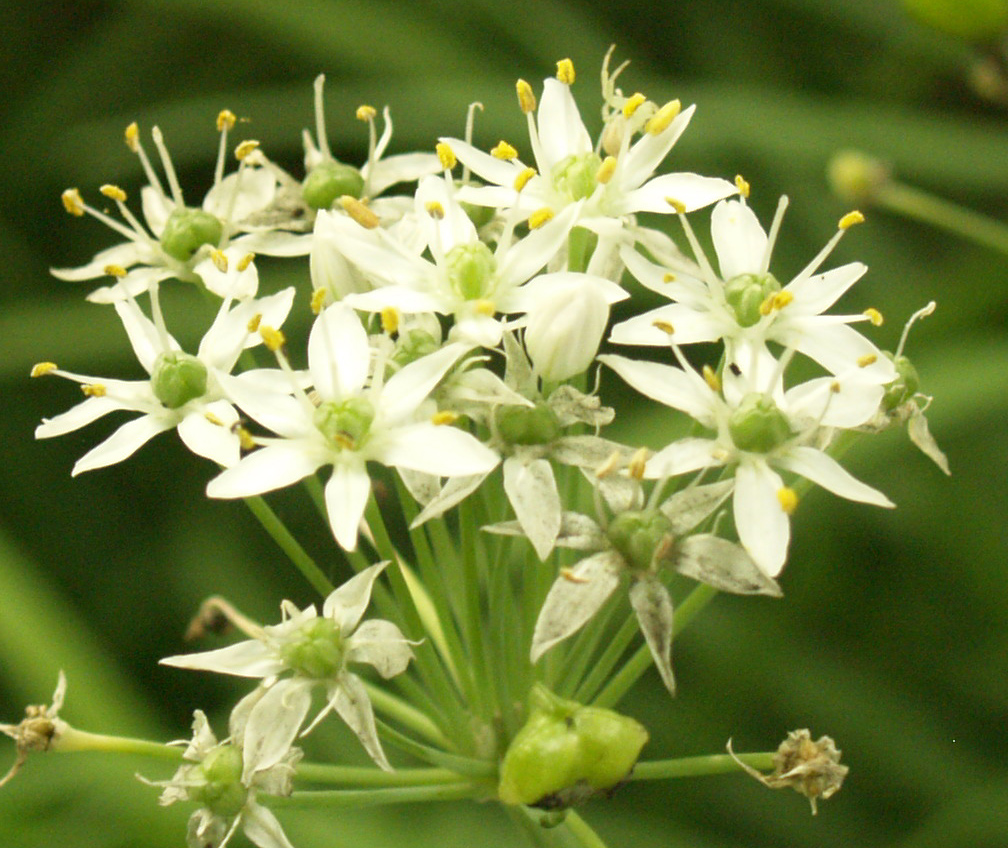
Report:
646,437,723,478
203,168,276,222
377,422,498,477
199,288,297,371
242,679,312,780
50,242,149,281
324,461,371,551
628,576,675,695
531,551,622,662
415,174,477,252
241,802,297,848
619,105,695,187
785,262,866,316
599,354,717,424
610,303,726,347
621,173,738,216
177,404,241,466
35,395,133,439
308,304,370,399
495,204,579,286
368,152,441,196
160,640,282,677
113,298,173,373
503,456,562,561
787,322,896,384
330,673,391,770
322,562,389,633
711,199,767,279
381,342,469,423
776,446,895,507
733,460,789,578
675,534,782,596
346,619,413,678
409,472,487,525
72,414,174,475
537,78,592,169
206,443,325,498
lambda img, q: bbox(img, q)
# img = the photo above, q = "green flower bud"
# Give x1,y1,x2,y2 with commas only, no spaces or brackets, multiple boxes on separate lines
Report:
902,0,1008,41
445,242,497,301
606,510,674,572
191,744,247,817
728,392,792,453
498,685,648,808
881,352,921,412
280,617,345,678
724,272,781,328
551,153,603,202
151,351,208,409
314,397,376,450
392,329,441,368
160,208,224,262
302,161,366,209
495,403,562,447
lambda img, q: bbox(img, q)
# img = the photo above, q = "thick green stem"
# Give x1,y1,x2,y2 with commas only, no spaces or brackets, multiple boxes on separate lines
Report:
264,782,484,809
295,762,466,787
54,726,183,761
563,811,610,848
631,751,776,781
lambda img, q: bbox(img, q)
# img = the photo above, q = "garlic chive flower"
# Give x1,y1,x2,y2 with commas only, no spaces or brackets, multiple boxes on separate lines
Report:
206,303,499,549
161,563,412,771
33,287,296,474
53,118,280,303
148,688,302,848
611,196,897,385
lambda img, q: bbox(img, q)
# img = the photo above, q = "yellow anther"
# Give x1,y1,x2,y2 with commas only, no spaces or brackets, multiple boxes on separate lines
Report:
260,325,286,352
645,99,682,135
629,446,649,479
204,411,225,427
622,92,647,118
100,184,127,202
491,140,518,160
339,195,381,229
380,307,400,335
863,307,884,326
234,140,260,161
31,362,57,378
210,249,229,273
830,381,842,394
652,320,675,335
473,299,496,316
857,353,878,368
596,156,617,185
124,122,139,152
702,364,722,392
436,142,456,170
82,384,107,398
528,207,555,229
431,410,459,426
662,272,677,282
734,175,751,198
560,566,590,584
838,210,865,230
770,291,794,311
237,252,255,273
777,487,799,515
665,197,686,214
514,166,537,192
356,104,377,121
516,79,537,114
759,294,776,317
234,424,256,452
216,109,237,132
247,314,262,333
310,288,329,315
555,58,576,85
61,188,85,217
425,200,445,219
103,264,128,278
595,450,622,478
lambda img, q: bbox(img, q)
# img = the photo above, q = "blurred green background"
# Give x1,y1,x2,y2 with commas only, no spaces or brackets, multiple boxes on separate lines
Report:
2,1,1007,846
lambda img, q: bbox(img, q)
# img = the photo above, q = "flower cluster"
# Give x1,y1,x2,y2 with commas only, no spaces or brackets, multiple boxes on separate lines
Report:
29,49,944,844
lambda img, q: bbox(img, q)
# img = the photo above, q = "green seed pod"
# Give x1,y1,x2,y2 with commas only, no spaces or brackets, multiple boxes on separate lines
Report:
606,510,674,573
498,685,648,808
881,352,921,412
159,208,224,261
551,152,603,202
724,272,781,328
902,0,1008,41
728,392,793,453
302,161,366,209
494,402,562,447
313,397,376,450
280,617,345,678
191,744,247,817
445,242,497,301
151,351,208,409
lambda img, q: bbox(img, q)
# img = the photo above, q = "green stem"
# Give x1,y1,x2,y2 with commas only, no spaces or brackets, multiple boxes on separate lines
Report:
631,751,776,781
563,811,609,848
264,782,483,809
54,726,182,761
242,495,335,596
877,180,1008,256
362,681,448,748
295,762,466,787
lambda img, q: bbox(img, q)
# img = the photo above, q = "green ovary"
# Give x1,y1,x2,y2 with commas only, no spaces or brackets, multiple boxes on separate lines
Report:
160,208,224,261
151,352,208,409
314,397,375,450
445,242,497,301
191,745,247,817
606,510,674,572
302,161,366,209
728,392,792,453
724,272,781,328
551,153,603,202
280,618,345,679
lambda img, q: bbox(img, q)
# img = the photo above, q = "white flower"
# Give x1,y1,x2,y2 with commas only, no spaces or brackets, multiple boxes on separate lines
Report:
611,197,897,385
34,287,296,474
600,351,895,577
149,688,301,848
206,304,499,549
52,116,283,303
161,563,412,771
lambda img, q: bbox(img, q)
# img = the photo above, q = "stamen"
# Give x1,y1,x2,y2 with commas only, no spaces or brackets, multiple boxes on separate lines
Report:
734,175,750,198
234,423,257,452
31,362,57,378
777,487,798,515
339,196,380,229
628,447,649,479
150,126,186,207
473,299,496,316
217,110,237,132
103,265,128,277
838,210,864,230
863,307,884,326
431,411,458,426
247,314,262,333
237,253,255,273
123,122,140,152
555,58,576,85
313,75,332,160
652,320,675,335
425,200,445,219
310,288,329,315
760,195,789,274
595,450,622,478
622,92,647,117
528,207,554,229
125,123,167,198
513,167,537,192
491,140,518,160
380,307,400,334
259,325,286,352
702,364,721,392
645,99,681,135
896,301,937,358
665,197,686,213
82,384,106,397
596,156,617,184
210,249,229,273
436,142,456,171
857,354,878,368
99,184,127,203
234,140,260,161
213,111,237,186
663,272,676,282
515,79,537,114
356,104,377,121
61,189,85,217
560,567,590,584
